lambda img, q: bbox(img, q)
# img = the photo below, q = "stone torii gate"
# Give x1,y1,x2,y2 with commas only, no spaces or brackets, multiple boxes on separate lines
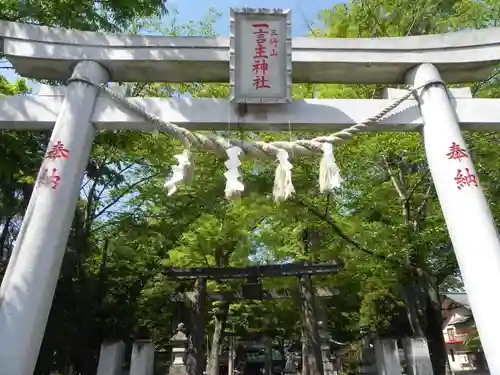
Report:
2,8,500,375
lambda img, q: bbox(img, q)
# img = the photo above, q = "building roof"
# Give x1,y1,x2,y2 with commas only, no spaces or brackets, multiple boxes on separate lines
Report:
444,293,470,309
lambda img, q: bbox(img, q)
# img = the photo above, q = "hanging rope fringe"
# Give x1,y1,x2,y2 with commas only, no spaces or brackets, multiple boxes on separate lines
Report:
164,149,193,195
273,149,295,203
319,142,342,193
67,77,444,202
224,146,245,200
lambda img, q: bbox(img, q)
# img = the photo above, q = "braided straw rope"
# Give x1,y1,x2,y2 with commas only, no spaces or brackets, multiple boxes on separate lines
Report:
68,77,442,158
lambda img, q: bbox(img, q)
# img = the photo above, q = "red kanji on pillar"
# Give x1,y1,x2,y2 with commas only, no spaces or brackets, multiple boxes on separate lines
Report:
446,142,468,161
46,141,70,159
49,168,61,190
455,168,478,189
37,168,62,190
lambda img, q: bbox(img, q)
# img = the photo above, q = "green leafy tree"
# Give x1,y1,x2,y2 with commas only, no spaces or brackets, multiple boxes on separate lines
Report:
4,2,500,375
0,0,167,32
296,1,500,374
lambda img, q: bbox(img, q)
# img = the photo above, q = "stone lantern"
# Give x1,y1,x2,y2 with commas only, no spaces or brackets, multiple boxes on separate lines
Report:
168,323,189,375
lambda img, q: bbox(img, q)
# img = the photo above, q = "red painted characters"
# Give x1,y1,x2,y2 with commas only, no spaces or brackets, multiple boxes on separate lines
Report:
252,23,270,90
270,29,279,56
455,168,478,190
445,141,478,190
38,168,61,190
39,140,70,190
446,142,468,161
251,23,280,90
46,140,70,160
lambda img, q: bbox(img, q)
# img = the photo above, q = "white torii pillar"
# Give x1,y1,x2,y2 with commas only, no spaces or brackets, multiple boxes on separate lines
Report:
0,60,109,375
407,63,500,374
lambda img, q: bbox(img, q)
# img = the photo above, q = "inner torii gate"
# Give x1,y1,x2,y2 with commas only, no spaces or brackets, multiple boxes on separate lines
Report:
1,8,500,375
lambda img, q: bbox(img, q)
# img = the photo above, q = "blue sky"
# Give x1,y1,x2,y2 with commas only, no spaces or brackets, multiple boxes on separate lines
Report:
169,0,337,36
1,0,340,86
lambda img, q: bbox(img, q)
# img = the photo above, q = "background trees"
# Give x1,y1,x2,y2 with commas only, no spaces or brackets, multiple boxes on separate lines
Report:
2,0,500,374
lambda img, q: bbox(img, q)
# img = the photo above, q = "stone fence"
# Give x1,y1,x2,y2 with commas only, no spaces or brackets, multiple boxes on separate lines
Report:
96,324,188,375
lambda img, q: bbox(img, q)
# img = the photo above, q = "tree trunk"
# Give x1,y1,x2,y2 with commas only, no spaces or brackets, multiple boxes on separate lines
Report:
264,336,273,375
299,275,324,375
399,282,425,337
425,283,450,375
402,276,450,375
301,325,309,375
0,216,12,259
208,302,229,375
188,278,207,375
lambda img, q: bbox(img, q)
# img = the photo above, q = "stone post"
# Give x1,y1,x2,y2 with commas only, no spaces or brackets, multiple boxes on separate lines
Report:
317,320,334,375
130,339,156,375
0,60,109,375
96,341,126,375
374,339,402,375
169,323,189,375
283,342,296,375
187,277,207,375
264,336,272,375
358,326,376,375
402,337,433,375
227,335,236,375
406,63,500,374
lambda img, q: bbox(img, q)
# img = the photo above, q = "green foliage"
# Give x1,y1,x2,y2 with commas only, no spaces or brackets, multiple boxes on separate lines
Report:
3,1,500,374
0,76,46,265
0,76,29,94
0,0,167,31
463,322,483,352
359,289,411,337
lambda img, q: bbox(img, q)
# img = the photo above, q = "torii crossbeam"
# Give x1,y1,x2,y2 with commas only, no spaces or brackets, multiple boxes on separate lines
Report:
172,286,338,302
2,85,500,131
1,16,500,375
164,262,341,280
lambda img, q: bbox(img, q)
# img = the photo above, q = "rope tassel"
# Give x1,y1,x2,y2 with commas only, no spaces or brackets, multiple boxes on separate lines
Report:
319,142,342,193
224,146,245,200
273,149,295,203
164,149,194,195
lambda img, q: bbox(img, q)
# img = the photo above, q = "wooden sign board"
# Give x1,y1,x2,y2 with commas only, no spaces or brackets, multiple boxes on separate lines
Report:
229,8,292,104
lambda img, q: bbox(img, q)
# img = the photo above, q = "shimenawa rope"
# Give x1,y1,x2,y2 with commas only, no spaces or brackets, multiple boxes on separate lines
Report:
66,77,444,201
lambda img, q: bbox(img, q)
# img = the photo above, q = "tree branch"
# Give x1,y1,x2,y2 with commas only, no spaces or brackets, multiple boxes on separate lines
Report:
293,197,395,266
472,68,500,97
413,184,433,231
92,172,162,221
435,248,458,285
406,169,430,202
383,157,411,226
96,162,137,201
382,157,408,200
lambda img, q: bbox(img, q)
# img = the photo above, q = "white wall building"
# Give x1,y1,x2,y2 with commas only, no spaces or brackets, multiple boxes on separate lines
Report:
442,293,489,375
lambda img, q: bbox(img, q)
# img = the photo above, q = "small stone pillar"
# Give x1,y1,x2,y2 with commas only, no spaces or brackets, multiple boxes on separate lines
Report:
168,323,189,375
358,326,377,375
402,337,433,375
374,339,402,375
130,339,155,375
96,341,126,375
317,321,335,375
283,342,296,375
227,335,236,375
264,336,273,375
